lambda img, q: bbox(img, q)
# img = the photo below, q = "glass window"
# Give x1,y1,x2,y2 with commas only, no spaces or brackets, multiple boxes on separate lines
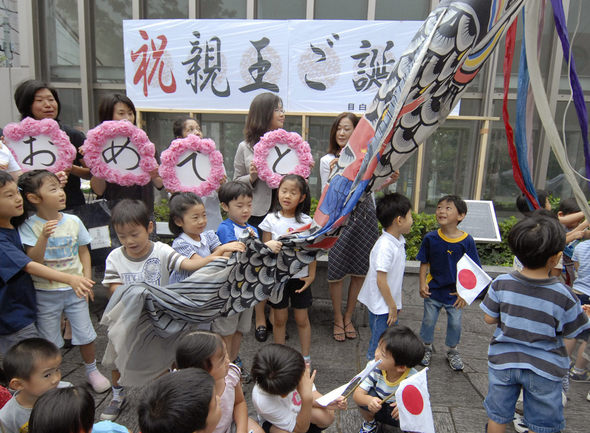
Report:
143,112,191,155
314,0,367,20
199,0,246,19
93,0,131,83
375,0,430,20
200,113,246,178
257,0,305,19
56,88,83,130
41,0,80,82
559,0,590,94
144,0,189,19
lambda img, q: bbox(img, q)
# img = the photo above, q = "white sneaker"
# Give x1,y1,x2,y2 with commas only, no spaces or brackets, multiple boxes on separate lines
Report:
586,390,590,402
512,413,528,433
87,370,111,393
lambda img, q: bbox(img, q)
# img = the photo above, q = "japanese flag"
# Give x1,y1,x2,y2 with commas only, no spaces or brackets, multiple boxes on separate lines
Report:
395,368,435,433
456,253,492,305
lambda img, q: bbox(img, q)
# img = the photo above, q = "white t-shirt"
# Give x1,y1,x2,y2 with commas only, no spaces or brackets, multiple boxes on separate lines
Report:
319,153,336,191
252,385,301,432
102,241,184,287
358,231,406,315
0,143,20,173
259,212,313,278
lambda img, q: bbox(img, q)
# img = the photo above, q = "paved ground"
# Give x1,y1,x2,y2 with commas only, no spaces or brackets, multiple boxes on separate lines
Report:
64,272,590,433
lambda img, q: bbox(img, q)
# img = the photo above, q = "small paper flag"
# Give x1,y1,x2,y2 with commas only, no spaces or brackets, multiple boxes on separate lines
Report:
395,368,435,433
456,253,492,305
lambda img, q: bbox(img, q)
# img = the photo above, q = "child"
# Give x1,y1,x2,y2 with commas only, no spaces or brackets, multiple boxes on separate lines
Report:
417,195,480,371
557,198,589,285
251,344,344,433
357,193,413,360
481,214,590,433
353,326,425,433
0,338,62,433
214,181,281,381
0,171,94,355
137,368,222,433
17,170,110,393
101,199,225,421
175,331,263,433
259,175,315,365
172,117,224,232
569,238,590,382
168,192,244,285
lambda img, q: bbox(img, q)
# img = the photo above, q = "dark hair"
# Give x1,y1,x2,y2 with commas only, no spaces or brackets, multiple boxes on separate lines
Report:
558,198,580,215
137,368,215,433
173,117,200,138
14,80,61,120
328,112,359,156
217,181,253,205
437,194,467,216
111,199,150,229
168,192,204,236
98,93,137,124
378,326,425,368
175,331,224,372
0,170,15,188
508,213,566,269
251,344,305,396
3,338,60,381
376,193,412,229
244,93,283,146
274,174,309,224
17,169,61,222
29,386,94,433
516,190,549,216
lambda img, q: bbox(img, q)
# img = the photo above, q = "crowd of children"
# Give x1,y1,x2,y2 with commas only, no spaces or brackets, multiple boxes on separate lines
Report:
2,114,590,433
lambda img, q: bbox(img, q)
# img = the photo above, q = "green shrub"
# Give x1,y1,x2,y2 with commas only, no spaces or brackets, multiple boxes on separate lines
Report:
475,216,518,266
154,198,170,222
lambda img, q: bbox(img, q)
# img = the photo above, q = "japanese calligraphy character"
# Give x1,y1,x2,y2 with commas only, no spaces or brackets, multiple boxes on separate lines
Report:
177,152,207,182
271,147,292,175
239,38,279,93
298,34,340,92
130,30,177,97
102,138,140,171
183,32,230,97
351,40,395,92
22,136,56,167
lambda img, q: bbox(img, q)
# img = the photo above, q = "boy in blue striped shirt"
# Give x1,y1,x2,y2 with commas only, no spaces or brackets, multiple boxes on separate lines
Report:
481,213,590,433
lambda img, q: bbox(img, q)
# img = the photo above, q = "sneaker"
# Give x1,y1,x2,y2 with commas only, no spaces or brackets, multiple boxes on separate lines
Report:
359,420,377,433
100,395,126,421
586,390,590,402
420,346,433,367
233,357,252,384
87,370,111,394
512,413,528,433
447,349,464,371
569,369,590,382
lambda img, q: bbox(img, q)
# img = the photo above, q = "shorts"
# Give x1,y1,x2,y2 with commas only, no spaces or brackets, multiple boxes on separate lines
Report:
484,367,565,433
269,279,312,310
35,289,97,348
212,307,253,336
357,386,400,427
0,322,39,356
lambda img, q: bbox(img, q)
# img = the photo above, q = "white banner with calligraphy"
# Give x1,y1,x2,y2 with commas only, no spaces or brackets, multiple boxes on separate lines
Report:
123,19,422,113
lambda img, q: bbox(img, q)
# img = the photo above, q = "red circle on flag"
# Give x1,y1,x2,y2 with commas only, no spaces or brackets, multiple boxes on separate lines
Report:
401,385,424,415
458,269,477,290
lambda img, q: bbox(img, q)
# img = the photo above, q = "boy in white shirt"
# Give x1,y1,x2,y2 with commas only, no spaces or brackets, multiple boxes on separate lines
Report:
357,193,413,360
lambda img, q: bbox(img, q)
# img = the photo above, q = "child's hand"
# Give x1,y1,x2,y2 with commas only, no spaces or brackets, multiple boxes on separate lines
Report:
296,275,314,293
296,366,316,400
265,240,282,254
451,293,467,309
582,304,590,316
367,396,382,414
222,241,246,254
387,306,397,326
55,171,68,187
68,275,95,301
419,284,431,298
42,220,59,238
325,396,347,410
389,401,399,420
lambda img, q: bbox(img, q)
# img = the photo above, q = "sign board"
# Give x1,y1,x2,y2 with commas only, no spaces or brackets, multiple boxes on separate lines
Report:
458,200,501,242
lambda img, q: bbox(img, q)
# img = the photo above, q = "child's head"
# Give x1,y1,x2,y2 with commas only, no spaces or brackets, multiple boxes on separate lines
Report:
251,343,305,396
98,93,136,125
516,190,551,216
28,386,94,433
375,326,425,371
173,117,202,138
18,169,65,214
436,195,467,227
557,198,583,229
137,368,221,433
3,338,61,401
175,331,229,381
376,193,413,234
218,181,253,225
111,199,153,258
168,192,206,238
508,212,565,270
0,171,24,222
276,174,309,223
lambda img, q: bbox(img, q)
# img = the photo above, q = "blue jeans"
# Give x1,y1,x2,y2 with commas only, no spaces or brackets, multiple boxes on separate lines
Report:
366,312,397,360
484,367,565,433
419,297,461,347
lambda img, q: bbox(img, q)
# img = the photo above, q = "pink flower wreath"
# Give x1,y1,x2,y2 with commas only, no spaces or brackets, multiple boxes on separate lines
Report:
252,129,313,188
81,120,158,186
159,135,226,197
3,117,76,173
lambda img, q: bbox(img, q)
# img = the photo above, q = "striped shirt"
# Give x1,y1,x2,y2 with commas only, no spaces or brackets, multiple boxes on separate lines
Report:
481,271,590,381
170,231,221,284
359,367,417,403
